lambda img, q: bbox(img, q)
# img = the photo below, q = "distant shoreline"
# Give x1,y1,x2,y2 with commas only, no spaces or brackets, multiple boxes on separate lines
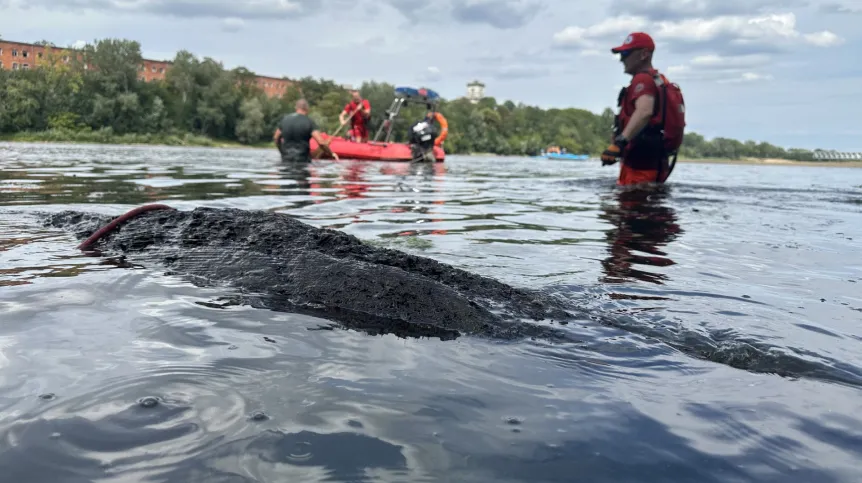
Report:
677,157,862,168
472,153,862,168
2,137,858,168
0,132,270,150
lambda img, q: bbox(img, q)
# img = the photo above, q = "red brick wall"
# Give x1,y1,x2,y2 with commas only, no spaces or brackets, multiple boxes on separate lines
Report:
0,40,88,72
138,59,171,82
0,39,294,97
1,41,50,71
255,75,291,98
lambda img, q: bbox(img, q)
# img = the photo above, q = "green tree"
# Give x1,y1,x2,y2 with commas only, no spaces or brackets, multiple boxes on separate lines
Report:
235,97,265,144
0,36,822,160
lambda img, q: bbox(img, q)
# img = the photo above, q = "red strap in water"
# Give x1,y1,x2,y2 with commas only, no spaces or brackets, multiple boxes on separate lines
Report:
77,204,175,251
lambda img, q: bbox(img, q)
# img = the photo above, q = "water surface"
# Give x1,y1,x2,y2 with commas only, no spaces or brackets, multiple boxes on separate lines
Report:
1,142,861,482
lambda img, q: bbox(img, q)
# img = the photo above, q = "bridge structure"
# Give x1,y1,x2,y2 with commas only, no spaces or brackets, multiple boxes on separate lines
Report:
813,150,862,160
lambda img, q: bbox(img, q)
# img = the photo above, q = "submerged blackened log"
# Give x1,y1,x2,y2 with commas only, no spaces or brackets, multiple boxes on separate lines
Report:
47,207,577,340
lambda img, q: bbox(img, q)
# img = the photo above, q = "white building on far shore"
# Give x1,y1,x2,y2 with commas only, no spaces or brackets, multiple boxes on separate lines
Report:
466,80,485,103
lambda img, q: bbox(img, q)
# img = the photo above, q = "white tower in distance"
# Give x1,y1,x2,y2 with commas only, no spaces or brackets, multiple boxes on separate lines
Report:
466,80,485,104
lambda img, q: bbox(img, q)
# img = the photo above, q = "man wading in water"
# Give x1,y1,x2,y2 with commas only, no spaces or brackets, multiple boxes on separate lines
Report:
273,99,331,163
601,32,686,186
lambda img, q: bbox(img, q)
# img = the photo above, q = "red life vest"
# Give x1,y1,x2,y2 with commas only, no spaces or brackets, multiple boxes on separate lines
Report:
616,70,686,154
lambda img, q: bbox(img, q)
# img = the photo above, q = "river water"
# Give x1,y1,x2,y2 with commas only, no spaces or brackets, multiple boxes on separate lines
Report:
1,142,861,482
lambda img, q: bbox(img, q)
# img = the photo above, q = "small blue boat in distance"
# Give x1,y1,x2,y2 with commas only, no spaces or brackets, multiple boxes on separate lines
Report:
538,152,590,160
535,145,590,160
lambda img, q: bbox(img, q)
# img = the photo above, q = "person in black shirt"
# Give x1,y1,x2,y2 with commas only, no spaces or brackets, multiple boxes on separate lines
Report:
273,99,330,163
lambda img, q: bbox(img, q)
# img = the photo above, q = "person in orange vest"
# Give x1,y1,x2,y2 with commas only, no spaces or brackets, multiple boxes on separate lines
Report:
408,109,448,162
424,110,448,147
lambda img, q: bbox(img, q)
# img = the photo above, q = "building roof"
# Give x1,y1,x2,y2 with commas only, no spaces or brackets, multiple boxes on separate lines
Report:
0,38,281,81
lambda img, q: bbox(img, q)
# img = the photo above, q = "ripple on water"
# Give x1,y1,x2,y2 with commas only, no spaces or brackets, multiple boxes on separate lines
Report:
1,145,862,481
0,362,252,481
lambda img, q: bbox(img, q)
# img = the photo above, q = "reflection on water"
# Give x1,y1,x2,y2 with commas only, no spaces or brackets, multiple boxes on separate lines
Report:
1,142,862,482
599,185,683,286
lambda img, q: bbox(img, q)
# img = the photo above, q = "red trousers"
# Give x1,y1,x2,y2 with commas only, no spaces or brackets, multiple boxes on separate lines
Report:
617,159,670,186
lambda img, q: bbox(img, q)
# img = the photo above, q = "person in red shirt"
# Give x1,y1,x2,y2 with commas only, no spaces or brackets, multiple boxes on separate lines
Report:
601,32,672,186
339,89,371,143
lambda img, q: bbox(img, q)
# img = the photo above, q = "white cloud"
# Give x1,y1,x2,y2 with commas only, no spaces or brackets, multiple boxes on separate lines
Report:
553,16,649,48
610,0,810,20
803,31,842,47
490,64,549,79
555,12,842,52
0,0,857,150
819,1,862,14
381,0,546,28
3,0,308,19
221,17,245,32
451,0,546,29
665,54,776,82
689,53,771,69
740,72,772,81
655,13,799,41
3,0,550,29
666,65,688,75
552,12,843,88
717,72,774,83
653,13,840,49
422,66,442,81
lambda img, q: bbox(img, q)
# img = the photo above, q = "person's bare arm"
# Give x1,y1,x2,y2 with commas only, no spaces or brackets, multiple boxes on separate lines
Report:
621,95,655,140
273,127,281,141
312,129,330,145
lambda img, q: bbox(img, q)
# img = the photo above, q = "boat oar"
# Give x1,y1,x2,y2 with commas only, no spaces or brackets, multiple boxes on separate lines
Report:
314,103,364,160
332,103,364,138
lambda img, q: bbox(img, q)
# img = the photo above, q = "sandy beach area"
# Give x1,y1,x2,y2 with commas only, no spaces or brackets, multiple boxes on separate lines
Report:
678,157,862,168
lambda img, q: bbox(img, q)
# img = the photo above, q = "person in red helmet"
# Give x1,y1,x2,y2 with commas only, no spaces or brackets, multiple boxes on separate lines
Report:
601,32,686,186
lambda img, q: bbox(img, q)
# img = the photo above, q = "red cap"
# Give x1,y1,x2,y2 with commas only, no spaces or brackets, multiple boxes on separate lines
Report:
611,32,655,53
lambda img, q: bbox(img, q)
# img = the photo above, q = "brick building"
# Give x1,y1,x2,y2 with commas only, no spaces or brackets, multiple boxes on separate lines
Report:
0,39,292,97
138,59,172,82
254,75,291,98
0,40,79,71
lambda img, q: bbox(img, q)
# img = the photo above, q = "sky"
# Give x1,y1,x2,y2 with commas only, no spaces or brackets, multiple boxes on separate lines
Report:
1,0,860,150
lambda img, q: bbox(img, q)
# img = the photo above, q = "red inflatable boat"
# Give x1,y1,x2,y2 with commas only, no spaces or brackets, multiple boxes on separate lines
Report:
309,86,447,162
310,134,445,162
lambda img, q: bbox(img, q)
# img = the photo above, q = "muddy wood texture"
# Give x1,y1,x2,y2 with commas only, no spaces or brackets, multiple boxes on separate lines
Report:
47,207,578,340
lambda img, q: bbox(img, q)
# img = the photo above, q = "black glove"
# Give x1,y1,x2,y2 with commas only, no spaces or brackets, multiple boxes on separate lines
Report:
601,135,628,166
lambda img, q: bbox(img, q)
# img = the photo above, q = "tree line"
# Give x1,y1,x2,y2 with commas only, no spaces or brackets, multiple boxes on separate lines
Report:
0,37,823,161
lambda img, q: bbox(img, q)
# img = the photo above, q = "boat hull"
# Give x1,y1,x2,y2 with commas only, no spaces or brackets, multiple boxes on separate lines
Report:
311,135,445,162
537,153,591,160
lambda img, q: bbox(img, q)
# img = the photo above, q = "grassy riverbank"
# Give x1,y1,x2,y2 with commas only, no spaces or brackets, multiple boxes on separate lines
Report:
0,129,271,150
